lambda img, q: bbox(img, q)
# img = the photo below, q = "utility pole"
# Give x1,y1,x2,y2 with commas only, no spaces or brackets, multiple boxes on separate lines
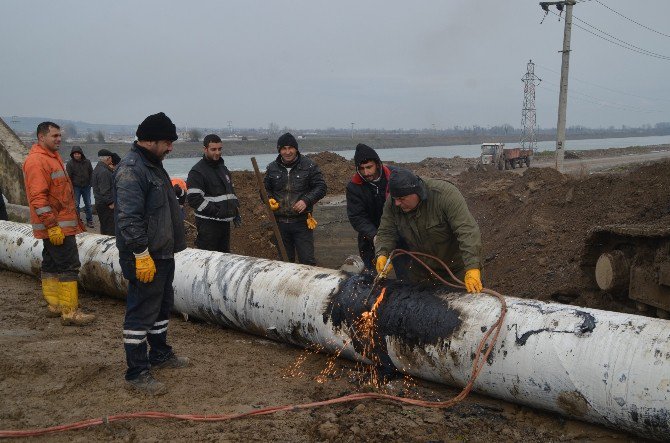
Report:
521,60,541,153
350,122,355,139
540,0,575,172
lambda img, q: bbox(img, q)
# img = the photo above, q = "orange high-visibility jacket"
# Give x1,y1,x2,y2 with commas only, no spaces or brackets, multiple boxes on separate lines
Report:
23,144,84,239
171,177,187,192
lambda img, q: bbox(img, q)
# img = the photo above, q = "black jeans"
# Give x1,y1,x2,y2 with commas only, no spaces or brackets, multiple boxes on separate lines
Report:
278,220,315,265
41,235,80,281
195,218,231,253
120,257,175,380
96,202,115,236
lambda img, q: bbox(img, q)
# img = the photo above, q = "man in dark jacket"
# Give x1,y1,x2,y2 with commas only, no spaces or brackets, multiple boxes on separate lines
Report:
264,132,327,265
186,134,240,253
114,112,188,396
66,146,94,228
375,167,483,292
92,149,115,235
345,144,408,277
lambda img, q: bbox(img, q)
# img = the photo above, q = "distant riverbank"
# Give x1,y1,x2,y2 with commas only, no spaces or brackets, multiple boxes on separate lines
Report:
61,133,670,160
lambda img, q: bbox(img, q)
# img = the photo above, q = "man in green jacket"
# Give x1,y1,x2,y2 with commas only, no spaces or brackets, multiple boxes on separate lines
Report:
374,167,483,292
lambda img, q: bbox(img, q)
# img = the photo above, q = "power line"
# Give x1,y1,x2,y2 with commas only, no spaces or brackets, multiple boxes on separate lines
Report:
534,62,670,103
572,14,670,59
538,80,664,113
594,0,670,38
547,9,670,60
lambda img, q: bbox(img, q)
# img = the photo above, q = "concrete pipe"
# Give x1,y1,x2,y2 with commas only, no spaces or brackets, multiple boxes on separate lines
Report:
0,220,668,440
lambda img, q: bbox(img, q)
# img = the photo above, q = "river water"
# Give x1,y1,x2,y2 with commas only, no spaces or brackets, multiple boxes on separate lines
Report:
161,134,670,178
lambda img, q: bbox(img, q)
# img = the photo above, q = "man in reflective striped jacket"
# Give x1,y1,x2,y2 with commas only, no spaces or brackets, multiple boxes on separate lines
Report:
186,134,240,253
22,121,95,326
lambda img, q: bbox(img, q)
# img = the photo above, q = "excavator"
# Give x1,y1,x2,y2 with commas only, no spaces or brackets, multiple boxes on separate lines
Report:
581,222,670,319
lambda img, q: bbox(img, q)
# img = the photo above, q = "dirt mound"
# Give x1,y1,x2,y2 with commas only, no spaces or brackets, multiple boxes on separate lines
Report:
454,160,670,311
306,151,352,195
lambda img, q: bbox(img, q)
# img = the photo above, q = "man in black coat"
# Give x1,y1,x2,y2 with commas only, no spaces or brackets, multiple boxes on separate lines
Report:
264,133,326,265
91,149,115,235
186,134,240,253
345,143,408,277
66,146,94,228
114,112,188,396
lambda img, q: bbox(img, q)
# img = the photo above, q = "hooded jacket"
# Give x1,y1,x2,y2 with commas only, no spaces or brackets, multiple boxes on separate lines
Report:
263,153,327,221
66,146,93,187
345,144,393,239
114,142,186,259
23,144,84,239
375,177,482,282
186,156,239,222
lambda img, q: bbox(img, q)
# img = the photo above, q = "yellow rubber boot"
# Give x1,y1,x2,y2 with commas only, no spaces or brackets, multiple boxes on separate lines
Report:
41,277,61,318
59,281,96,326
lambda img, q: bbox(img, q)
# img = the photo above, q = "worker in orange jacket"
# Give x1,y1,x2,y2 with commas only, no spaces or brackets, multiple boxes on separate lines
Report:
22,122,95,326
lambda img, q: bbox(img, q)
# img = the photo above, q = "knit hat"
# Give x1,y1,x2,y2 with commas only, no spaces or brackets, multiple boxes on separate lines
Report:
136,112,178,142
277,132,298,151
389,167,427,199
97,148,113,157
353,143,380,168
110,153,122,166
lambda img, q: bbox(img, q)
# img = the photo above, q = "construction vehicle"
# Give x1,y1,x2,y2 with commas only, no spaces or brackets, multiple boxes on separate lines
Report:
581,223,670,319
479,143,533,170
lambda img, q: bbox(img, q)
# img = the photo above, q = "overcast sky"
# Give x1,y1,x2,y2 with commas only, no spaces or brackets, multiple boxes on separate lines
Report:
1,0,668,130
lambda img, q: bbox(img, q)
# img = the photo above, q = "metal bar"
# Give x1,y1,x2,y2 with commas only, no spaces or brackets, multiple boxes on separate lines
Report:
251,156,289,262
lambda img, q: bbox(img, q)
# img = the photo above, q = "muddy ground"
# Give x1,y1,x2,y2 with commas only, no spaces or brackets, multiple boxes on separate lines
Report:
2,146,669,441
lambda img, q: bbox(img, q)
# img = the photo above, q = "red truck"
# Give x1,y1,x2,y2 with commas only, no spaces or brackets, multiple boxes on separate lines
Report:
479,143,533,170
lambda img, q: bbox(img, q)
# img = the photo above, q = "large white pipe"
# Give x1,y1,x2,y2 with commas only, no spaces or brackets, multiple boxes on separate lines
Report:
0,220,668,440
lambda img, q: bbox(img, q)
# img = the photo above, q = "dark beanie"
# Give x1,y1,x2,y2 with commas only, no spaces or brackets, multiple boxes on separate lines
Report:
111,153,122,166
353,143,380,168
98,148,113,157
136,112,178,142
389,167,426,199
277,132,298,151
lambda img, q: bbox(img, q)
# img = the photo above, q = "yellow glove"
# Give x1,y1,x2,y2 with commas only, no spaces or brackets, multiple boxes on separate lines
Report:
464,268,483,293
306,213,318,230
375,255,393,276
268,198,279,211
134,249,156,283
47,226,65,246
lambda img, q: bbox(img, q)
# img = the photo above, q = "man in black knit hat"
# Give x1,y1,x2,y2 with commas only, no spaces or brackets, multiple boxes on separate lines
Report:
375,167,483,292
114,112,188,395
186,134,240,253
263,132,327,265
345,143,408,277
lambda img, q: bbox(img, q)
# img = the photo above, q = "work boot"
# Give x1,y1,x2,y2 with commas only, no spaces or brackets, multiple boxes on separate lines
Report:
152,355,190,370
59,281,96,326
61,308,96,326
46,305,61,318
126,371,167,396
41,276,61,317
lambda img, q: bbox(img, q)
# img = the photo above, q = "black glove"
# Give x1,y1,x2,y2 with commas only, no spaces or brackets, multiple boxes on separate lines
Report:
173,184,184,198
233,215,242,228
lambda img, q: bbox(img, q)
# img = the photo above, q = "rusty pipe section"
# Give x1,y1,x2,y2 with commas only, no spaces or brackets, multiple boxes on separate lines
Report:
0,220,668,440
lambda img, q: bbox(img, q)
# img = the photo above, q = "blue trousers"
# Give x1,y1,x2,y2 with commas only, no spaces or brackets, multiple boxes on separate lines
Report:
120,257,175,380
73,185,93,223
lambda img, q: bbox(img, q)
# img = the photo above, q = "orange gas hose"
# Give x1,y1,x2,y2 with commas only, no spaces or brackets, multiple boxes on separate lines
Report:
0,251,506,438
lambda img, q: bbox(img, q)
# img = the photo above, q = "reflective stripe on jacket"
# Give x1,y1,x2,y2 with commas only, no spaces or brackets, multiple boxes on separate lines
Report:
22,144,84,239
186,156,239,222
